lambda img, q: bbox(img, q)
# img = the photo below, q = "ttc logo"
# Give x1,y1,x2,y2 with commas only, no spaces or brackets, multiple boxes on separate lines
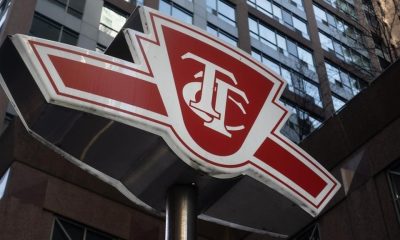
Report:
182,52,249,137
6,6,340,216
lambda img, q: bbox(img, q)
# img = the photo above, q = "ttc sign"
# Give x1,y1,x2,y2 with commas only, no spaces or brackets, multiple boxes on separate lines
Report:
2,7,339,216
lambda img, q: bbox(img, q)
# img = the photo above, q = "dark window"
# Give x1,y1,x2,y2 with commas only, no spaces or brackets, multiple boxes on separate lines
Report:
51,216,122,240
30,13,79,45
280,100,322,143
388,164,400,224
47,0,86,18
282,9,292,26
292,223,320,240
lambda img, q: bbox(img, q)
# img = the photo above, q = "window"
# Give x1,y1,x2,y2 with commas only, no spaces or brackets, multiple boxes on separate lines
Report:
207,24,237,46
249,17,315,72
30,13,79,45
247,0,272,16
281,101,322,143
319,31,371,72
0,0,11,29
247,0,309,39
122,0,143,4
159,0,193,25
99,4,128,38
286,0,304,11
323,0,357,20
313,4,364,45
96,44,107,53
388,163,400,224
252,49,322,107
0,168,10,199
319,32,334,51
207,0,236,26
325,62,366,97
332,94,346,111
47,0,86,18
293,223,320,240
51,216,122,240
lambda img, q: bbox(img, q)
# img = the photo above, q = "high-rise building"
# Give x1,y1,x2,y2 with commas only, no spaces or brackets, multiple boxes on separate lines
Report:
0,0,399,240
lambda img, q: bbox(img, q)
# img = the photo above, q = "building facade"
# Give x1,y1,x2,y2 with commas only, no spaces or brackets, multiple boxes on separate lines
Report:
0,0,399,239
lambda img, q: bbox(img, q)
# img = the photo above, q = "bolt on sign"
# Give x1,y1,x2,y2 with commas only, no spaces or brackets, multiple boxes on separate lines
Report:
0,7,339,221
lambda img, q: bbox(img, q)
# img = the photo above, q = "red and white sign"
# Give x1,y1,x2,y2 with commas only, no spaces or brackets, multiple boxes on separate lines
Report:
7,7,339,216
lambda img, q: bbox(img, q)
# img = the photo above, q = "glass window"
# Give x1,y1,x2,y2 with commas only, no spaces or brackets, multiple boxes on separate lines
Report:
251,2,308,39
51,217,121,240
207,24,237,46
319,31,370,71
0,0,11,29
319,32,334,51
257,0,272,15
313,5,327,22
172,5,192,24
325,61,366,97
0,168,10,199
276,34,287,55
333,41,344,59
249,17,315,72
325,62,340,83
253,49,321,107
281,68,293,91
287,39,298,57
30,13,79,45
260,25,276,47
303,80,322,107
288,0,304,11
207,0,236,26
324,0,357,20
388,164,400,225
249,17,258,37
282,9,292,26
332,95,346,111
99,4,128,38
281,100,322,143
160,0,193,24
272,4,282,21
327,13,336,28
263,57,280,74
251,51,262,61
297,47,314,70
293,17,308,38
47,0,86,18
293,224,320,240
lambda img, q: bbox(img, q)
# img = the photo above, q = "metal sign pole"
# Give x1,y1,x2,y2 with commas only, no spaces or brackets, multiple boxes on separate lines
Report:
166,185,197,240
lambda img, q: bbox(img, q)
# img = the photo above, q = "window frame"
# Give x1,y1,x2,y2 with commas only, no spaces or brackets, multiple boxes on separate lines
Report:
207,0,236,26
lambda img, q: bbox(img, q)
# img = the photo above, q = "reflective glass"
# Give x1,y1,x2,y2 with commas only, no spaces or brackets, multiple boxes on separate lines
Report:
319,32,333,51
172,6,193,24
99,5,127,37
287,39,298,57
332,95,346,111
219,0,236,23
293,17,307,37
282,9,292,26
313,5,327,22
276,34,287,54
272,4,282,20
257,0,272,14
